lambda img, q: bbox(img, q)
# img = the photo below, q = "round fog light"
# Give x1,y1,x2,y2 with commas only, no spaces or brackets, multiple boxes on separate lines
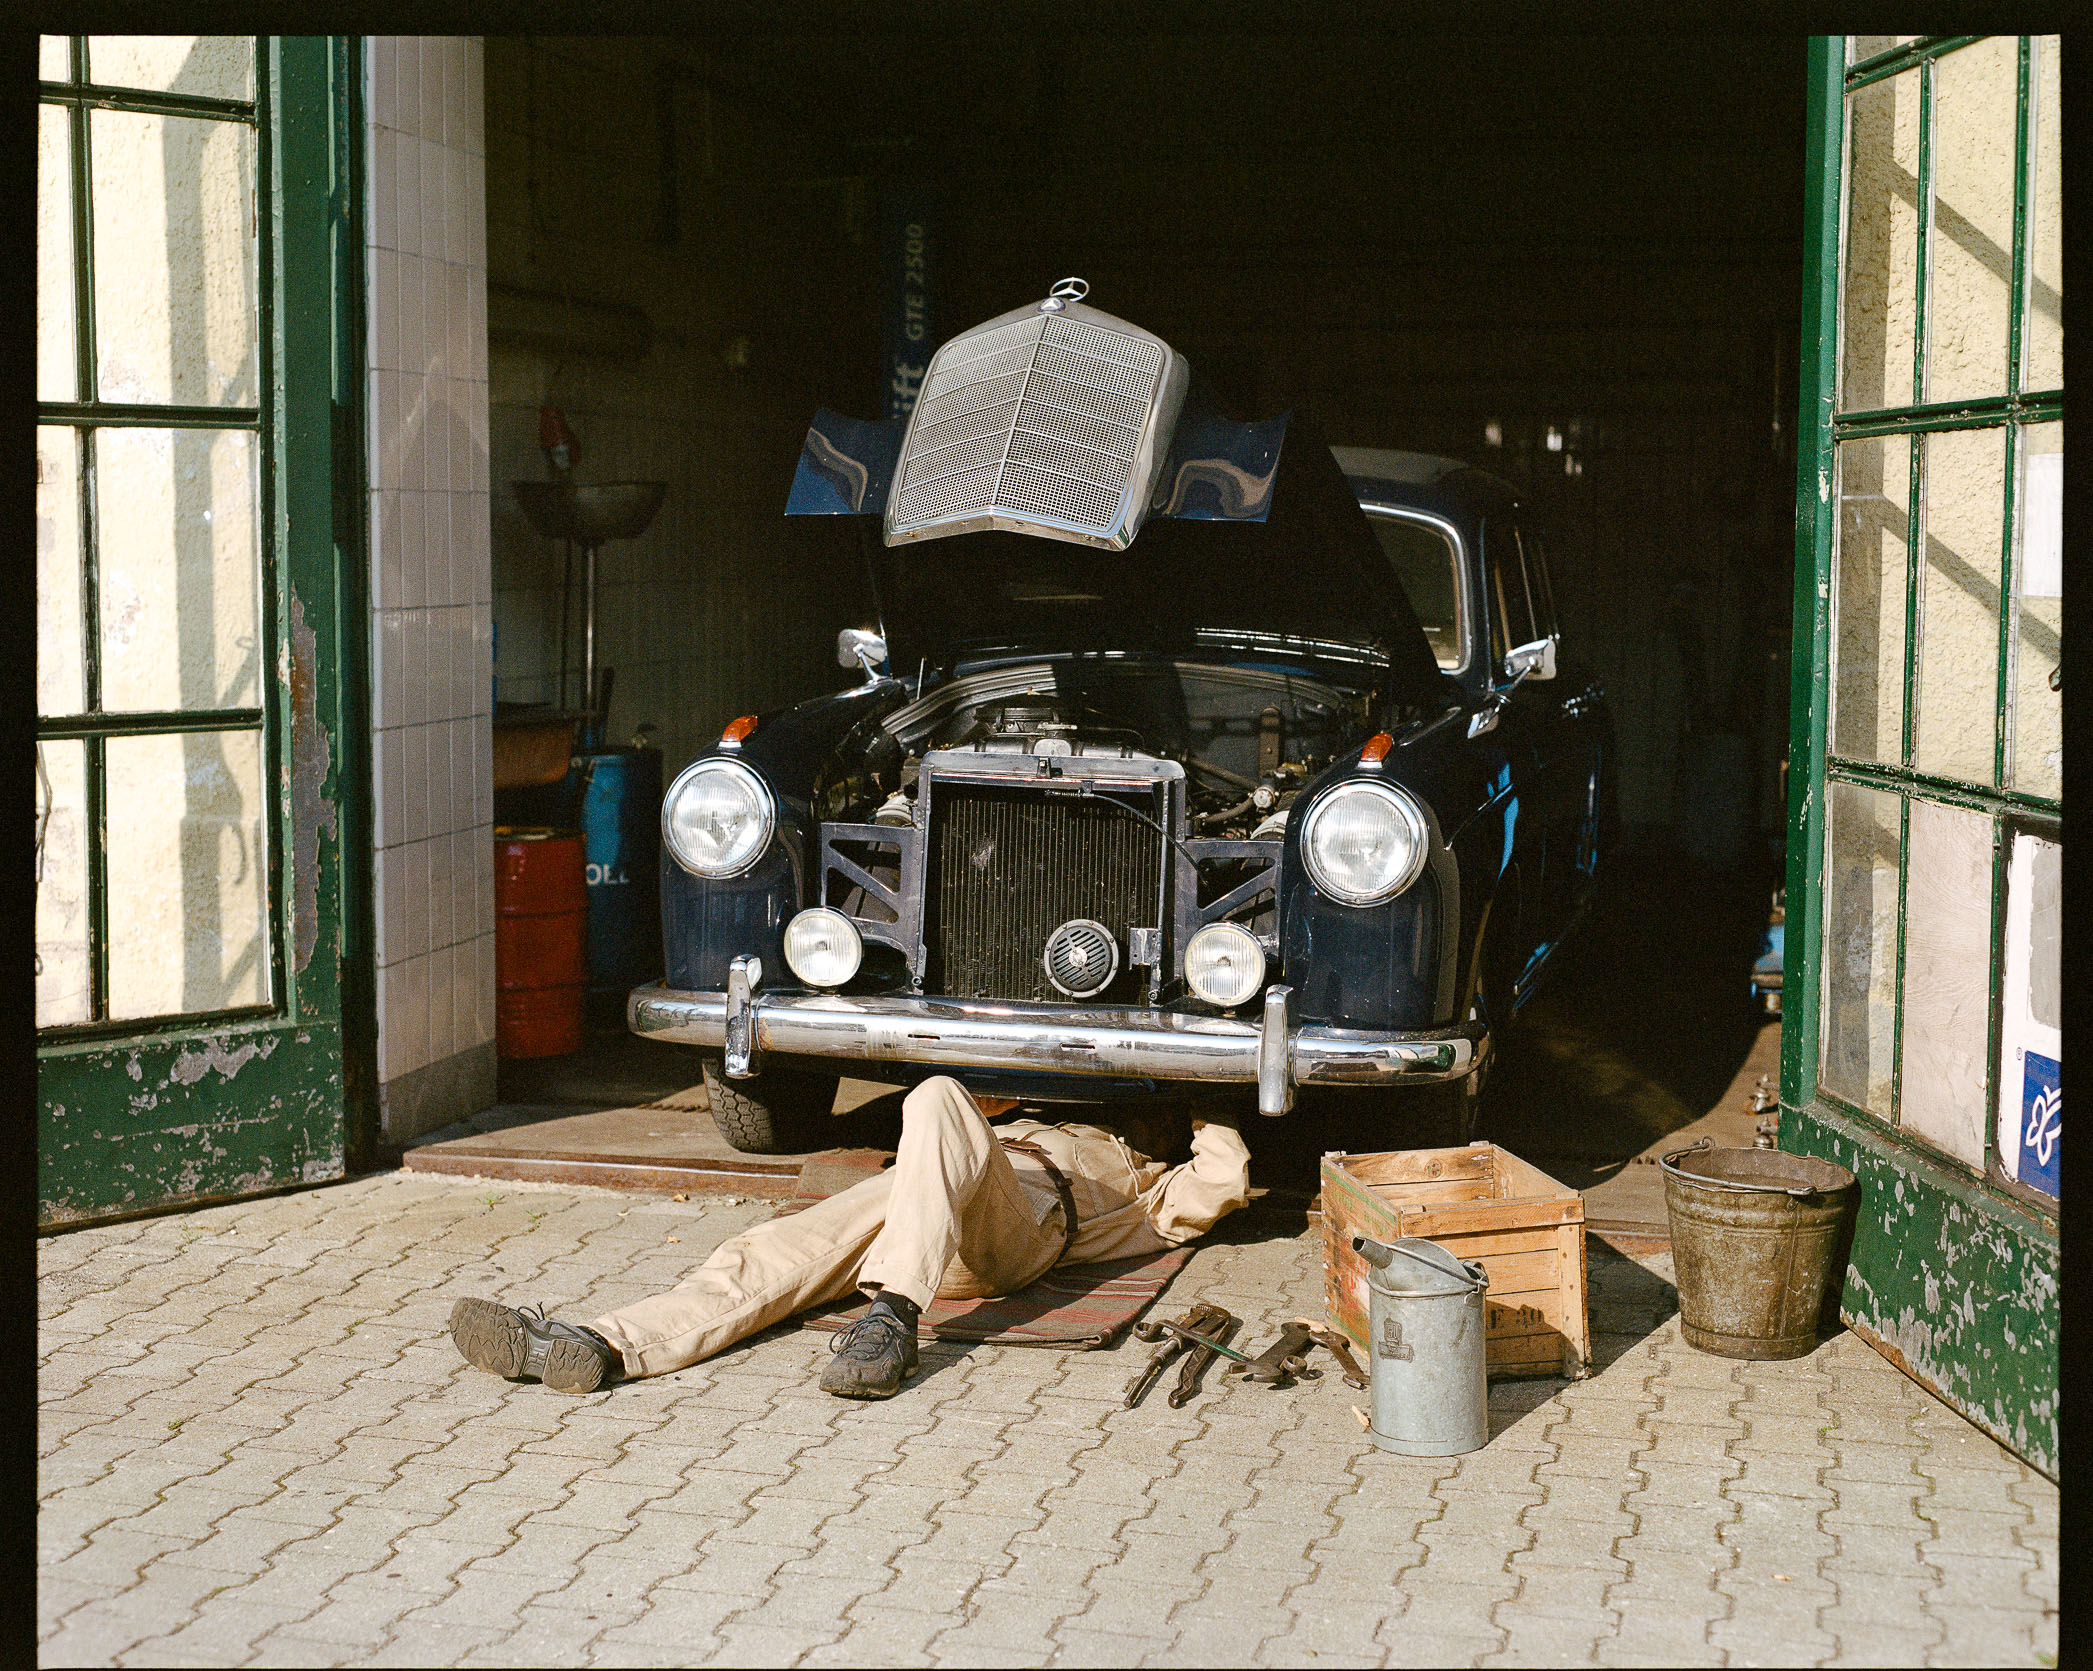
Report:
783,908,862,988
1185,922,1267,1007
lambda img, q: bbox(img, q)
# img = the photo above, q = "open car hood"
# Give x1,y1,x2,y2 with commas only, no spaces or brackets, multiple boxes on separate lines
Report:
786,281,1445,698
863,413,1445,697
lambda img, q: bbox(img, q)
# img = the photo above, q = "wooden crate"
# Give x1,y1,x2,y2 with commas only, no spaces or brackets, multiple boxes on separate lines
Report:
1320,1143,1589,1381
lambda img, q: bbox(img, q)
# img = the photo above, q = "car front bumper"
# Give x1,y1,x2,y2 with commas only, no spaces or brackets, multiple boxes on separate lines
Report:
628,964,1488,1116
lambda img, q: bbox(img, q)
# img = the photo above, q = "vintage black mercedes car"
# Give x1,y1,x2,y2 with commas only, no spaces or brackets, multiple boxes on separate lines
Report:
628,281,1614,1152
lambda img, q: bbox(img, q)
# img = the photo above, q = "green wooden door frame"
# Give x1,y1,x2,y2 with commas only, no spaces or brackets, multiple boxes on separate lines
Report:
1780,35,2059,1477
38,36,374,1227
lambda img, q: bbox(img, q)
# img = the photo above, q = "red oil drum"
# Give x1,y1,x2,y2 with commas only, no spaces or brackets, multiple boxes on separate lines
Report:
494,827,587,1059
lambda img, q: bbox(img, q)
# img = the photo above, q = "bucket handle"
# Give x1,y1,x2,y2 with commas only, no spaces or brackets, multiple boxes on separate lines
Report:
1658,1140,1822,1199
1353,1235,1489,1290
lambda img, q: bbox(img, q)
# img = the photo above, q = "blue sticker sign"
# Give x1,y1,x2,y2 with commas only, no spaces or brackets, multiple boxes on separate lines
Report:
2017,1051,2060,1200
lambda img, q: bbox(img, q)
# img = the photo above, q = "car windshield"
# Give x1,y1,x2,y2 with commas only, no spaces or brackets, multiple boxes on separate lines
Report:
1364,510,1465,673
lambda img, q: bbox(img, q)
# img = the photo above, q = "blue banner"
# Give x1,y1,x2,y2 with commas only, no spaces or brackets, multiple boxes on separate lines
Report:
882,184,934,421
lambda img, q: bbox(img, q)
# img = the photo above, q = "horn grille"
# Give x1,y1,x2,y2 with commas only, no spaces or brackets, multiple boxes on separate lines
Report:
890,311,1169,543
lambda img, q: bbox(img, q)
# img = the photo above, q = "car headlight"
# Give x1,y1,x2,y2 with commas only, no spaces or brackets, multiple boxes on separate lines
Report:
1300,779,1429,905
783,907,862,988
662,758,775,878
1184,922,1267,1007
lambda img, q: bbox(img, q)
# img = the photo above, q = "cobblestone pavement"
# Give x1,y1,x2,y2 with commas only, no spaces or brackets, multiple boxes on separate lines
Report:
39,1172,2059,1668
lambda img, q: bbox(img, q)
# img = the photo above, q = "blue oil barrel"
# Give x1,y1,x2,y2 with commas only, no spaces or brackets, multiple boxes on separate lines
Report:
573,746,664,1007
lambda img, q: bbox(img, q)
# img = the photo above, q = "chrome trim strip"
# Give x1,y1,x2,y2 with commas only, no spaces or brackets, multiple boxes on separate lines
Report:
628,983,1486,1104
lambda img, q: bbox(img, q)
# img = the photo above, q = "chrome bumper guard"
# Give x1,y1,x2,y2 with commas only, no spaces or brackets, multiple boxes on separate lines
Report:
628,962,1487,1117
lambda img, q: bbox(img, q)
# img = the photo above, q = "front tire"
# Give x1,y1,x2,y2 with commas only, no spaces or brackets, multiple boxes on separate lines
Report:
702,1055,841,1154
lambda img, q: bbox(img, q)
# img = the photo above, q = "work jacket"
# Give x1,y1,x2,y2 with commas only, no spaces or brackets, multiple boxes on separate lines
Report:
991,1113,1253,1265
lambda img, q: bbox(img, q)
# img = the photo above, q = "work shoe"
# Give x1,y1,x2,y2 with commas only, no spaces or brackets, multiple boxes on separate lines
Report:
448,1299,618,1394
819,1310,919,1399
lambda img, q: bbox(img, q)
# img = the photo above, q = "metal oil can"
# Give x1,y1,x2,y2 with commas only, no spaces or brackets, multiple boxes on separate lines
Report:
1351,1234,1491,1456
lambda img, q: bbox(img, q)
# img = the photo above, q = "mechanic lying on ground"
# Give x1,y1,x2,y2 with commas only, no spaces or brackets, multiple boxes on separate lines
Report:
449,1075,1252,1400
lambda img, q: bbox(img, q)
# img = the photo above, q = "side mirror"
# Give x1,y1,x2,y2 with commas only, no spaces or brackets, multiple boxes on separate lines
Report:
837,627,887,679
1501,634,1558,686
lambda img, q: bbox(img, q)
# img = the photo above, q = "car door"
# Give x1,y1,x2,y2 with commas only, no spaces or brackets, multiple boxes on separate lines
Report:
1477,514,1549,993
1499,522,1604,976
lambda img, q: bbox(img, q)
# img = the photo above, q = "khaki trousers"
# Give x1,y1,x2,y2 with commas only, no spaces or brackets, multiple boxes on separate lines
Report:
589,1077,1066,1379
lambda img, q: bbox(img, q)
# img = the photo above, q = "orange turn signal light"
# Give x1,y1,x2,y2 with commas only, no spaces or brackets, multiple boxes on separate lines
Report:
721,714,759,746
1359,732,1395,767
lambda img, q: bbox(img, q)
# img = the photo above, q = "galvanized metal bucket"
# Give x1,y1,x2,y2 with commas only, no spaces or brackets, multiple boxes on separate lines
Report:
1351,1235,1491,1457
1660,1144,1859,1360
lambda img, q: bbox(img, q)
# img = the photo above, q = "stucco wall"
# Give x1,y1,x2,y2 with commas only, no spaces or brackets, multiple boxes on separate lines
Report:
365,37,497,1144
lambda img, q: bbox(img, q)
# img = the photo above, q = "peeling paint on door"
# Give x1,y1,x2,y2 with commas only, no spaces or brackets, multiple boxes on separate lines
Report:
288,589,339,977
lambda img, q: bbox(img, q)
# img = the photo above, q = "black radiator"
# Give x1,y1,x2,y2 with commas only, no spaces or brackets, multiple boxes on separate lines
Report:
929,785,1163,1002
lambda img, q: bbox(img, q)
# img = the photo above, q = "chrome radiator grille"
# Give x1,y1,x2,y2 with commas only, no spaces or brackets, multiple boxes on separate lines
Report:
890,312,1169,545
928,786,1162,1003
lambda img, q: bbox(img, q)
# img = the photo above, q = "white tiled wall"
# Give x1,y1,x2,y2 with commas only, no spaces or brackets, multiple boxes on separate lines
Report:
366,37,496,1144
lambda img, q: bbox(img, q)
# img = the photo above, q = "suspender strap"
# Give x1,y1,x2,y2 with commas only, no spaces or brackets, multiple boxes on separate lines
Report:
998,1137,1080,1261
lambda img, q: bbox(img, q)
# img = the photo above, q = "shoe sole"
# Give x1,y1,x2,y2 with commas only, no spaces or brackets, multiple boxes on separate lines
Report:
448,1299,608,1394
819,1360,919,1400
450,1298,527,1378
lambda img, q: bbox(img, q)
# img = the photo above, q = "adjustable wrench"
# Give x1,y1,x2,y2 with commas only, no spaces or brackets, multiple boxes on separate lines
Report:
1126,1304,1231,1408
1168,1310,1241,1408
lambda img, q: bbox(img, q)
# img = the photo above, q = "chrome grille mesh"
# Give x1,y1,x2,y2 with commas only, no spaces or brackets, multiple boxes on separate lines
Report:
890,308,1169,540
930,787,1161,1002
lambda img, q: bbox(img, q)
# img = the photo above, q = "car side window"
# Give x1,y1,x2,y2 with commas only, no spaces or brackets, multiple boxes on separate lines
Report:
1516,525,1559,642
1491,523,1537,662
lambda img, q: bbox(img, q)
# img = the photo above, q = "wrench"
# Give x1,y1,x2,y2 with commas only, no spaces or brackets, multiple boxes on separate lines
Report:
1168,1311,1241,1408
1299,1321,1369,1390
1135,1312,1258,1366
1126,1304,1229,1409
1229,1320,1318,1385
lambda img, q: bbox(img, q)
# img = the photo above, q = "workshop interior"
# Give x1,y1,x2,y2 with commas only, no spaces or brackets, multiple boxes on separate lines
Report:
35,32,2059,1478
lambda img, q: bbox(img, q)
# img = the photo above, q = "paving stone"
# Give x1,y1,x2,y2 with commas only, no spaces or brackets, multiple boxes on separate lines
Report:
36,1169,2062,1668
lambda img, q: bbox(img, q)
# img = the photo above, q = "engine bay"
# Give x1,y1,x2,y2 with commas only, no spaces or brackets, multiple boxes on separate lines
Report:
875,659,1372,840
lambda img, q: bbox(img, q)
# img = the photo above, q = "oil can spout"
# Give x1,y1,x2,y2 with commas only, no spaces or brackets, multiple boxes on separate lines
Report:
1353,1235,1489,1294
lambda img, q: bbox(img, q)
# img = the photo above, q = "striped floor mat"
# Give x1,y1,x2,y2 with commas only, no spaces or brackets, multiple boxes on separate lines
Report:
798,1246,1195,1349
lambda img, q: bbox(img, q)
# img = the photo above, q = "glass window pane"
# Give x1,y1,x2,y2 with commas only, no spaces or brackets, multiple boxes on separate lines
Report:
1913,425,2005,784
1368,514,1464,672
35,740,92,1028
1819,780,1902,1117
38,103,76,404
87,36,254,103
41,37,73,80
1492,528,1535,660
2024,37,2062,391
1897,798,1995,1168
1927,37,2020,405
1849,37,1919,66
37,427,85,717
1830,433,1910,763
106,729,270,1021
2010,422,2061,798
91,109,258,408
96,427,262,713
1841,70,1922,412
